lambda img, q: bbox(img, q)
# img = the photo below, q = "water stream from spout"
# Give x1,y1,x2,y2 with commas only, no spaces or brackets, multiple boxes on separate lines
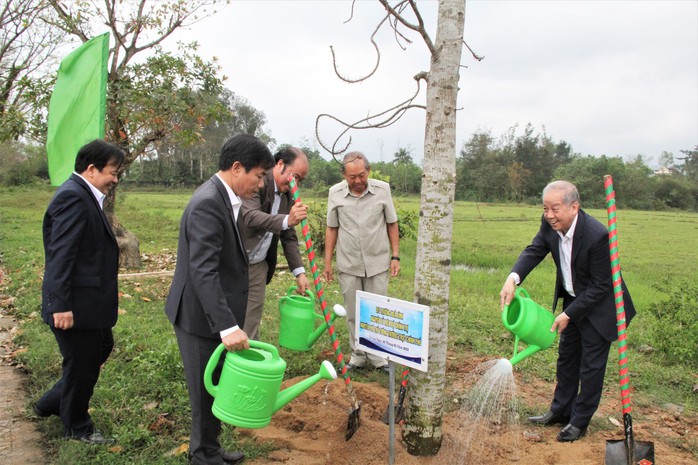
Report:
448,358,520,464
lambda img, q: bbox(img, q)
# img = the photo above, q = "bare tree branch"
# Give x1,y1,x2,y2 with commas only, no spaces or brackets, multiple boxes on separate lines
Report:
318,1,440,156
1,0,65,140
464,40,485,61
344,0,357,24
47,0,89,42
389,10,413,50
315,72,427,157
330,12,390,84
378,0,435,55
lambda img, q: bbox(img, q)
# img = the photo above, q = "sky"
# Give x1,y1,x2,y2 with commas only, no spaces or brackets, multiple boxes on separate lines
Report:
169,0,698,166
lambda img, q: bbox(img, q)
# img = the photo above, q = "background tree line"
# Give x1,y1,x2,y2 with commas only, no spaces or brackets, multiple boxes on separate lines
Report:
2,116,697,212
455,123,698,211
1,1,696,212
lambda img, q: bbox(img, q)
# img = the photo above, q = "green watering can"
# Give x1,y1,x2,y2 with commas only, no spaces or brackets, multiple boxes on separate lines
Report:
278,286,346,351
204,340,337,429
502,287,556,365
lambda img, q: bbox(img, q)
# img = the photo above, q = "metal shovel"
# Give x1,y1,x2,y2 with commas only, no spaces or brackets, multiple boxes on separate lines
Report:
604,175,655,465
381,368,408,424
605,413,655,465
288,177,361,440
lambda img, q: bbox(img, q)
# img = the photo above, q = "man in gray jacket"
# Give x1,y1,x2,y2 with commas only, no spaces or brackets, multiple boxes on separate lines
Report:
239,147,309,340
165,134,274,465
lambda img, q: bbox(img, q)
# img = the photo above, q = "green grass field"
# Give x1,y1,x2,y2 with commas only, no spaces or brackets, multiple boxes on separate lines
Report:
1,186,696,464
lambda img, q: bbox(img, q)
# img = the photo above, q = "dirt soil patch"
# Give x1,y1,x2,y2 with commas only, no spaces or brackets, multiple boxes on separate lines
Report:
0,311,46,464
241,355,697,465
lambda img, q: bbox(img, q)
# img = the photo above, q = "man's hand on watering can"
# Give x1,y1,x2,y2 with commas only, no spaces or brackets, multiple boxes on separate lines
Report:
499,276,517,309
295,273,310,294
550,312,570,334
222,328,250,352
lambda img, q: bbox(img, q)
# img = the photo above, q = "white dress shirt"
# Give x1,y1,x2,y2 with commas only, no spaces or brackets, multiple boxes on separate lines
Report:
75,172,106,209
557,215,578,297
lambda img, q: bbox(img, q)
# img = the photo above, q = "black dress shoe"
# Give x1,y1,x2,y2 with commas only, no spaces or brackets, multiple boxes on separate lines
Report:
528,410,569,426
71,431,115,445
556,424,587,442
220,449,245,464
32,404,51,418
188,449,245,465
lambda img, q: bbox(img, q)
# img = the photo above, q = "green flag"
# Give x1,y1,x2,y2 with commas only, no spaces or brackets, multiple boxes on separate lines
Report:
46,32,109,186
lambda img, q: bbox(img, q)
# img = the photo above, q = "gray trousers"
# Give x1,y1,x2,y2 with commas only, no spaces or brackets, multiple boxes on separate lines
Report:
338,270,389,368
174,325,225,465
243,261,269,341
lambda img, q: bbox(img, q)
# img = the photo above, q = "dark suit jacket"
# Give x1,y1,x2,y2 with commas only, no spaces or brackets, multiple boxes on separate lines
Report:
511,209,635,342
41,174,119,330
165,175,249,338
239,170,303,284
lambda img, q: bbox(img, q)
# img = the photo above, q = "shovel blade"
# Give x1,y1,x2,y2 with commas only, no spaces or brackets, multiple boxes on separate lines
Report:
605,439,656,465
345,403,361,441
380,385,407,425
380,402,405,425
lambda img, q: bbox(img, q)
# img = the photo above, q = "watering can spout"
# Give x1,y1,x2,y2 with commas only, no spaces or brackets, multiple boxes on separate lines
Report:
306,304,346,348
509,344,543,366
274,361,337,413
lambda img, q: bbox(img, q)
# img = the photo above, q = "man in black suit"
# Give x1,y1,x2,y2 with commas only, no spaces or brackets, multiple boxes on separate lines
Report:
35,139,124,445
239,147,309,340
165,134,274,465
500,180,635,442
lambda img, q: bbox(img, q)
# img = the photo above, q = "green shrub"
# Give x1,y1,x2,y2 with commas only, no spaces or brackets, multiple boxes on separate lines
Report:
304,198,327,254
397,208,418,239
646,281,698,365
302,199,419,256
0,141,49,186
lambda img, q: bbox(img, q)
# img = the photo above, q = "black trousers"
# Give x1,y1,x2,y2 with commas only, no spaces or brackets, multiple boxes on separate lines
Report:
550,317,611,429
36,326,114,437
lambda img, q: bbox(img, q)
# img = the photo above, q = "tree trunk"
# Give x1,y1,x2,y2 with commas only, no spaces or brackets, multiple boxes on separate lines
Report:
104,186,141,270
402,0,465,455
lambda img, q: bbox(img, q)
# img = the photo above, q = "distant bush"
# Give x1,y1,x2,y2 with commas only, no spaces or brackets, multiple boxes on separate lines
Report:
0,141,48,186
653,177,696,211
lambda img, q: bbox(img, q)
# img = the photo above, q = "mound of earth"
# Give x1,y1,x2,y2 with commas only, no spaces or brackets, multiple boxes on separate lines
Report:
240,356,697,465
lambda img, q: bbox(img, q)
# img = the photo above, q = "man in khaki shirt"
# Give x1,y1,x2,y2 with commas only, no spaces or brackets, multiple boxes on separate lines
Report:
323,152,401,372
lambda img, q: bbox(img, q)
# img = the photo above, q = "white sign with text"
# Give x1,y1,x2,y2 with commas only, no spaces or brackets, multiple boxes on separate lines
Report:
355,291,429,372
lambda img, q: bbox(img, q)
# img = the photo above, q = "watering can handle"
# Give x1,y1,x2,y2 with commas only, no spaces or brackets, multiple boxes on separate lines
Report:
502,286,529,316
204,341,280,398
287,285,315,301
203,343,228,398
514,287,529,299
248,340,280,360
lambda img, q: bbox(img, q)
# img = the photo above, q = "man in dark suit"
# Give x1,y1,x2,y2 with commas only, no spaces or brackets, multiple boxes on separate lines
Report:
239,147,309,340
35,139,124,445
165,134,274,465
500,180,635,442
